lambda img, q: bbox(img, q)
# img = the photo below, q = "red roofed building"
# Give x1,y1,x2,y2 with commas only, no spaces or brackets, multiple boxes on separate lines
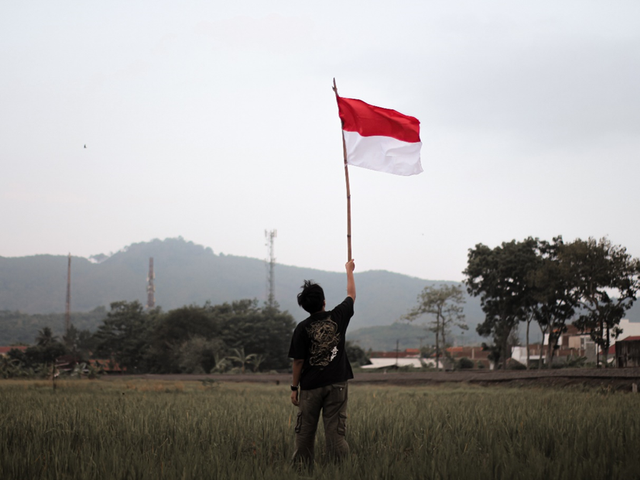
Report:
0,346,28,356
368,350,420,359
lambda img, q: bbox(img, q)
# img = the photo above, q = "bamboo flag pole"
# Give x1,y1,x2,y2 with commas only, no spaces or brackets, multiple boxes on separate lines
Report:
332,78,353,261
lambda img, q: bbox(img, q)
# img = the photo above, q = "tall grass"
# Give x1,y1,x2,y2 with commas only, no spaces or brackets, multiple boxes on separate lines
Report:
1,380,639,479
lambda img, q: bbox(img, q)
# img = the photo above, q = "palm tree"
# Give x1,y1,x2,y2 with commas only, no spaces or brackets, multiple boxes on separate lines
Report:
228,347,257,374
36,327,57,347
248,354,266,373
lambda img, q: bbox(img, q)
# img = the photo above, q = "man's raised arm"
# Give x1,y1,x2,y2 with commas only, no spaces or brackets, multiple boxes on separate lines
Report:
346,259,356,302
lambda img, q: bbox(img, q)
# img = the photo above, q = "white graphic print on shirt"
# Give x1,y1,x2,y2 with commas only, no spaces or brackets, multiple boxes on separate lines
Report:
307,317,340,367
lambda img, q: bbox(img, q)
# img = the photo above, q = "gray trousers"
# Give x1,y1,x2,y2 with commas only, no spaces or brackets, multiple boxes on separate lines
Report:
292,382,350,466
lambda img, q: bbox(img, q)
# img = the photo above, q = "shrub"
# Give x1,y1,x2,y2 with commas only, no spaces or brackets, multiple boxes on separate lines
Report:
508,359,527,370
457,357,474,369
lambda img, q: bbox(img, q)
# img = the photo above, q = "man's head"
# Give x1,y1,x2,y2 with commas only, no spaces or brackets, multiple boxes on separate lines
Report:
297,280,325,313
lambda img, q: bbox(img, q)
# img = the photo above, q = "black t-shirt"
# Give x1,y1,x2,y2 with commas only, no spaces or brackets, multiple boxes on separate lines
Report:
288,296,354,390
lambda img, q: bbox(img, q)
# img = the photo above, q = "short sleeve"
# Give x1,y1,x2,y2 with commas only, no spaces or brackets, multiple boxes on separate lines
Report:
330,297,354,331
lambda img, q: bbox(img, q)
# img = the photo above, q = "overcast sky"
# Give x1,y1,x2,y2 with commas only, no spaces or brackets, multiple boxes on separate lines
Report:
2,1,639,282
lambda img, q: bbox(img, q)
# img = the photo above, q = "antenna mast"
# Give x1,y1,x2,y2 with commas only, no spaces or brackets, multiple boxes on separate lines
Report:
65,253,71,334
264,230,277,307
147,257,155,309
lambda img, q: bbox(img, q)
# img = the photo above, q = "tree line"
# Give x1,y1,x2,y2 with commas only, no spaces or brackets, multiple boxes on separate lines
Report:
403,236,639,370
2,300,295,377
463,236,639,368
7,235,635,376
1,299,371,379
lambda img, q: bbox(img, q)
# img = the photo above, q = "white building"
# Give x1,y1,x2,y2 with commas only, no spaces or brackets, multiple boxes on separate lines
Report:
361,358,424,369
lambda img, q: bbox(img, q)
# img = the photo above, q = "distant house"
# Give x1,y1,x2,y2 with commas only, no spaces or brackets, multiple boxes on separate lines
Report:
559,319,640,361
516,320,640,366
362,349,423,369
512,342,592,367
511,344,545,367
362,346,490,370
532,323,608,365
551,324,597,364
0,346,28,356
444,346,491,368
614,336,640,368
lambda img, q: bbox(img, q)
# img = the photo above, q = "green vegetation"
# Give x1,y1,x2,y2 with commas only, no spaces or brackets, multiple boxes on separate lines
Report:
345,341,371,367
2,300,297,377
4,236,640,361
1,380,639,479
404,284,468,370
465,237,640,368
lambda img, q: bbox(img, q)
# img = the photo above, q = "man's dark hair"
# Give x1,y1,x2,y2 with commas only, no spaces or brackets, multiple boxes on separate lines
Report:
297,280,325,313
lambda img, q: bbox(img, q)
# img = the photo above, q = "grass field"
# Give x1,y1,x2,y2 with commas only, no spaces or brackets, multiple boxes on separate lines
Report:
1,379,639,479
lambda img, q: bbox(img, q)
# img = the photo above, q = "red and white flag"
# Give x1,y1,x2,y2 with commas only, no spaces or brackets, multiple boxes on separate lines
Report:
337,96,423,176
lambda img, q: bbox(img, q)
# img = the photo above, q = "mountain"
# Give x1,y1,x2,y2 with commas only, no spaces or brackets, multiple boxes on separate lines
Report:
0,238,487,344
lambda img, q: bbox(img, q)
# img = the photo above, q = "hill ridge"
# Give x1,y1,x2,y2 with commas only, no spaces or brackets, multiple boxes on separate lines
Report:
0,238,482,329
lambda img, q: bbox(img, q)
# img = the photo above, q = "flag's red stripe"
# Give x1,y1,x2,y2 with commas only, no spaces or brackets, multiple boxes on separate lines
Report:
337,96,420,143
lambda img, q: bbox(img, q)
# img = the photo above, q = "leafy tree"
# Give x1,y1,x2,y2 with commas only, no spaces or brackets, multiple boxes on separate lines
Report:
62,324,95,363
465,235,640,370
227,347,257,374
480,342,503,368
248,354,266,373
148,305,221,373
36,327,56,348
528,237,578,368
464,239,538,369
92,301,156,373
211,351,231,373
420,345,436,360
31,327,67,364
566,238,640,366
345,341,371,367
0,354,24,379
214,301,296,371
404,284,467,371
175,336,226,374
145,300,295,373
18,327,68,379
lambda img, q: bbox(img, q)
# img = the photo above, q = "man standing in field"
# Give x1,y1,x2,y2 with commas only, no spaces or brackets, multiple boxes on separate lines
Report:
289,259,356,468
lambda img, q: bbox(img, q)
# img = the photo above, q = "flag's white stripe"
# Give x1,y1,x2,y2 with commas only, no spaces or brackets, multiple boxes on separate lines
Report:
343,131,423,176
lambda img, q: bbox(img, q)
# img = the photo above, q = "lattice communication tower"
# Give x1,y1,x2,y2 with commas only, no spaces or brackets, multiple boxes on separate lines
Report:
265,230,277,307
147,257,155,309
65,253,71,334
